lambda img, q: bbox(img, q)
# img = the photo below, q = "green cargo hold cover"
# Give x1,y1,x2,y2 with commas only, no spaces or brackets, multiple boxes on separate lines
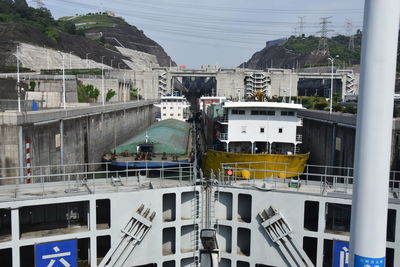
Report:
113,119,190,155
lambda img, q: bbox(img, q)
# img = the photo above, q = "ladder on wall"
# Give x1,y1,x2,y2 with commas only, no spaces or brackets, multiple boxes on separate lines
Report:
191,184,200,267
209,171,220,232
258,206,315,267
98,204,156,267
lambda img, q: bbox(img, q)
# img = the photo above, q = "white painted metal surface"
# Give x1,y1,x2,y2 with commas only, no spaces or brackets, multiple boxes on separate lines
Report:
349,0,400,265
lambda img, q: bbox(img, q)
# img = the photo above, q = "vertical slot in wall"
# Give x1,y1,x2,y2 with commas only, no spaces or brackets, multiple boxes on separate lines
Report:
162,227,176,255
237,228,251,256
216,192,232,221
163,193,176,222
217,225,232,253
238,194,252,223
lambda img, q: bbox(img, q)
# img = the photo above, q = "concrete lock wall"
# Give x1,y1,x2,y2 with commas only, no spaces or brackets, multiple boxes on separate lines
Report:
0,101,157,182
29,79,78,104
216,72,245,98
270,72,299,97
78,78,131,103
299,109,400,170
131,70,160,100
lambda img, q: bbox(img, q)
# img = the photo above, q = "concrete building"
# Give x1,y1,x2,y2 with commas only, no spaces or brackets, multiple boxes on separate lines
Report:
216,102,304,154
153,67,359,102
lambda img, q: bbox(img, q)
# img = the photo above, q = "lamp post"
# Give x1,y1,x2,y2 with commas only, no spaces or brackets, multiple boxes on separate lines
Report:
69,51,74,69
111,57,115,69
58,51,66,110
16,46,21,112
289,68,293,102
101,56,105,106
85,53,91,69
328,55,339,113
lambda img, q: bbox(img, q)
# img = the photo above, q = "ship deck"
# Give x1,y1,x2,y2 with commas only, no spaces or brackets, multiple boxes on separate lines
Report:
1,162,400,203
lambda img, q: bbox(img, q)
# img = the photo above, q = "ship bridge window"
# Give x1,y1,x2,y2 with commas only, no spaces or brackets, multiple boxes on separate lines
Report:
281,111,295,116
325,203,351,234
251,110,267,115
232,109,245,115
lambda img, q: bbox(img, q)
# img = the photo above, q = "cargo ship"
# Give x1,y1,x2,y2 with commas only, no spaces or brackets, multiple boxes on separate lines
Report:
102,118,191,169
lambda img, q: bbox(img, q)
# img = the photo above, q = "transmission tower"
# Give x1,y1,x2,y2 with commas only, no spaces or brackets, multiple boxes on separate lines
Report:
292,26,298,37
32,0,45,8
345,19,355,51
298,16,306,37
317,17,333,55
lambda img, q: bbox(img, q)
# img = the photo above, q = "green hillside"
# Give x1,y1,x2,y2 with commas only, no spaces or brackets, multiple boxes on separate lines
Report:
61,13,128,30
283,33,362,66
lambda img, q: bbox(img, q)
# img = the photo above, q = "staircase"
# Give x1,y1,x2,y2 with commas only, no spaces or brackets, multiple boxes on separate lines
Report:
98,204,156,267
258,206,315,267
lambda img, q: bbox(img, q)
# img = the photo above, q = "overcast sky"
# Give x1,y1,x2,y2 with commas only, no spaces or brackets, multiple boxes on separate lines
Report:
33,0,365,68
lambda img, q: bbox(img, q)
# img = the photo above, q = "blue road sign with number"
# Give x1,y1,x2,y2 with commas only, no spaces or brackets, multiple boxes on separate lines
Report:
333,240,349,267
35,239,77,267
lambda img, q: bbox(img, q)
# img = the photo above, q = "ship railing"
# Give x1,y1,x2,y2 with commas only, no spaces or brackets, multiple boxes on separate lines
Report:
218,133,228,141
0,162,194,201
217,162,400,198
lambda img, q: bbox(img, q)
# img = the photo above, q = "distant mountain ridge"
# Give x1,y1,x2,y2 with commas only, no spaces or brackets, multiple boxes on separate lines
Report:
241,34,363,70
241,33,400,72
0,1,175,69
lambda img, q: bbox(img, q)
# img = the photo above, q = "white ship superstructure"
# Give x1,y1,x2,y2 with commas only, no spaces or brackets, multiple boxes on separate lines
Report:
217,102,304,154
155,95,190,121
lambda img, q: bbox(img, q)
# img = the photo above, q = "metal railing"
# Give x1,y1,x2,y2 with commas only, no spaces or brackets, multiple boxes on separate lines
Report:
0,99,44,111
0,162,194,201
216,115,228,123
217,162,400,198
218,133,228,141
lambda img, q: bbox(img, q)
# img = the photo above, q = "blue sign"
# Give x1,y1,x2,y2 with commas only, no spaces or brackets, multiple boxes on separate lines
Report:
354,255,385,267
333,240,349,267
35,239,77,267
